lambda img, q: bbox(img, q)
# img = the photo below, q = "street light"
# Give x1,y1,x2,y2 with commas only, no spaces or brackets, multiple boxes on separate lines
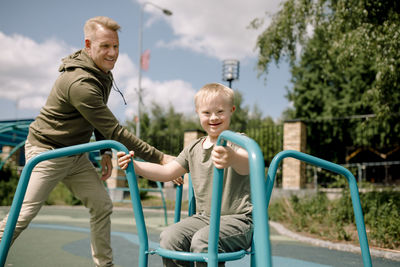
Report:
136,2,172,138
222,59,240,88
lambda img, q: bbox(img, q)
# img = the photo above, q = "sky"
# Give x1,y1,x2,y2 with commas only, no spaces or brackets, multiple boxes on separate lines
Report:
0,0,291,124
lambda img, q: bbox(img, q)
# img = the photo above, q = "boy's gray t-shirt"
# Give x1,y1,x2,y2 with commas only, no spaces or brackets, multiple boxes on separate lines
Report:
175,136,252,216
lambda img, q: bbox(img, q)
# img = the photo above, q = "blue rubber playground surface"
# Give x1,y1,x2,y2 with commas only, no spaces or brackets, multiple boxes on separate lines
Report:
1,205,399,267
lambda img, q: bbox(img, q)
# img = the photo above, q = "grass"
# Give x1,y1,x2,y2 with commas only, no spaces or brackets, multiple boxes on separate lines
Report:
269,190,400,251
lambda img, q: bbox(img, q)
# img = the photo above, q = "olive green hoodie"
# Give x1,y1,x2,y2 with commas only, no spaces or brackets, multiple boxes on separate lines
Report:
27,49,163,163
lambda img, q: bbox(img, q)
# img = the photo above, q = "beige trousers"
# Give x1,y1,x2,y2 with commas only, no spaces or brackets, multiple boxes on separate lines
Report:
160,213,253,267
0,141,114,267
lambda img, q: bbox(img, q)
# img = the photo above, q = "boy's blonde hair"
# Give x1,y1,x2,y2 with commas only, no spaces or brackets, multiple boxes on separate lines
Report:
84,16,121,41
194,83,234,111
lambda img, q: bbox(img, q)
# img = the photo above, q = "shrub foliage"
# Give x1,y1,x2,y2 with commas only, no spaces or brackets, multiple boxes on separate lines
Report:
269,190,400,249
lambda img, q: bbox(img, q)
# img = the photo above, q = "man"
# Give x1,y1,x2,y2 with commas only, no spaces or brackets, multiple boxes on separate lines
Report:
0,16,171,267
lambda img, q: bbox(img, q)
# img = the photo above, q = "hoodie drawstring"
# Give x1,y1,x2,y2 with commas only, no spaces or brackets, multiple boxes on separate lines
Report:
112,79,127,105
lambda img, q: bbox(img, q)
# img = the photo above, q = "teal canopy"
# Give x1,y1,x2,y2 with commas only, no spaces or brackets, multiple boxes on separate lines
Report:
0,119,33,169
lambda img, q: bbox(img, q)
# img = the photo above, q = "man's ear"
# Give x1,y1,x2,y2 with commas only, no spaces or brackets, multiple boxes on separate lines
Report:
85,39,91,49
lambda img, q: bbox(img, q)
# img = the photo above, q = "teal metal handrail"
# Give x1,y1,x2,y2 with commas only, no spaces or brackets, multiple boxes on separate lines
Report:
152,130,272,267
266,150,372,267
1,133,273,267
0,140,150,267
173,174,195,224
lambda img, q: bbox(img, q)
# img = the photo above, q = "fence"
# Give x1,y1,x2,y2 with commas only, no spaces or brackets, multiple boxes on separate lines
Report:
246,125,284,166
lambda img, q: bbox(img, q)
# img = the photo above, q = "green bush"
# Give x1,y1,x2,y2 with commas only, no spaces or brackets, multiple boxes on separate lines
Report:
0,163,19,205
361,190,400,249
269,189,400,249
138,177,149,199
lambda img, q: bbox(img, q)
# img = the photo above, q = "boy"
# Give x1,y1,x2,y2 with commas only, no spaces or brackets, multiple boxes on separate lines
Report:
117,83,253,267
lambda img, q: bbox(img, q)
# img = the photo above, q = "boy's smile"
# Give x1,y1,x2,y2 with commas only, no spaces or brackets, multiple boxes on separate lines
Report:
197,97,235,143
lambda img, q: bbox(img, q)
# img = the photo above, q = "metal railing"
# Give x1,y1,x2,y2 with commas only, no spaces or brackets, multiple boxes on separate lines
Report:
266,150,372,267
0,135,373,266
150,130,272,267
0,140,150,267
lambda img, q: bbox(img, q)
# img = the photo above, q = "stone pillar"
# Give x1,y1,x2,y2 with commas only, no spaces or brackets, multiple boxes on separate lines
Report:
0,146,13,161
0,145,21,166
282,121,307,189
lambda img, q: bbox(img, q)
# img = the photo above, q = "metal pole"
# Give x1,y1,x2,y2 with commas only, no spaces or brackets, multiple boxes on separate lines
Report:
136,5,144,139
136,2,172,139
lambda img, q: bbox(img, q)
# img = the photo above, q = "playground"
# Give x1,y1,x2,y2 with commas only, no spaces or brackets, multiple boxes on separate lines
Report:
1,131,400,266
1,205,399,267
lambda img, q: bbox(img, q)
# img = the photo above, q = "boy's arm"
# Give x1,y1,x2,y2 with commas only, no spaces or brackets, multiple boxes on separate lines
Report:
117,151,186,182
212,145,249,175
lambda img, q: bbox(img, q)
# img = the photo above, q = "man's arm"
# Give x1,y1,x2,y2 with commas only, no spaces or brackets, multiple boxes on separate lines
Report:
70,82,164,164
117,151,186,182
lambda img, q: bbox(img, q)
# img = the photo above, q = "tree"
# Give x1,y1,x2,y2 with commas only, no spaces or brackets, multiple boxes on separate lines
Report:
252,0,400,161
125,103,200,156
230,90,250,132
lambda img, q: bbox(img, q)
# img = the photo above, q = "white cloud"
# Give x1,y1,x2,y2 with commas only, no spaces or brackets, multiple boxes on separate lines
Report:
1,0,282,119
137,0,282,60
120,75,197,120
0,31,196,120
0,32,73,109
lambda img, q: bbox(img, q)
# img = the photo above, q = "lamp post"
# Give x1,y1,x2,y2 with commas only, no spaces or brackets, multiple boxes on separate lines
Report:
222,59,240,88
136,2,172,138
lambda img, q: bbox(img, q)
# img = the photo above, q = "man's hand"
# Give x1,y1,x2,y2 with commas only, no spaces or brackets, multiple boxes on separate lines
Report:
172,176,184,185
116,151,135,170
100,154,113,181
160,153,175,165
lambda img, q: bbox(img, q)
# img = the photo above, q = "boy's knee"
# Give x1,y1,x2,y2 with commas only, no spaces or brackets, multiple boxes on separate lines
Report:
190,231,208,253
160,226,189,251
159,228,175,250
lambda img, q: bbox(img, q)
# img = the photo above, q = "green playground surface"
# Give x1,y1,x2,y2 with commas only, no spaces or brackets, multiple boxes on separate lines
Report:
1,205,399,267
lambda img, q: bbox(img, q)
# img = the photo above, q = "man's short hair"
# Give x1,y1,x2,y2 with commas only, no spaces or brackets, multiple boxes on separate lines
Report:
84,16,121,41
195,83,235,111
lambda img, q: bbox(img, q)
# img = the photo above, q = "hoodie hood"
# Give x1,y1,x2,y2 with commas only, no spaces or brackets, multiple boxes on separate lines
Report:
58,49,112,82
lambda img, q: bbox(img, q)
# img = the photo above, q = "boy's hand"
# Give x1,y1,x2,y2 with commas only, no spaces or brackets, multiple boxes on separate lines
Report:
211,145,234,169
117,151,135,170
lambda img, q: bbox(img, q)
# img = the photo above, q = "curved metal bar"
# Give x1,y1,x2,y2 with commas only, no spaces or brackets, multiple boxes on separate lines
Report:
188,173,196,217
207,137,226,267
174,184,183,223
0,140,150,267
217,131,271,267
0,140,26,171
154,247,248,262
266,150,372,267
